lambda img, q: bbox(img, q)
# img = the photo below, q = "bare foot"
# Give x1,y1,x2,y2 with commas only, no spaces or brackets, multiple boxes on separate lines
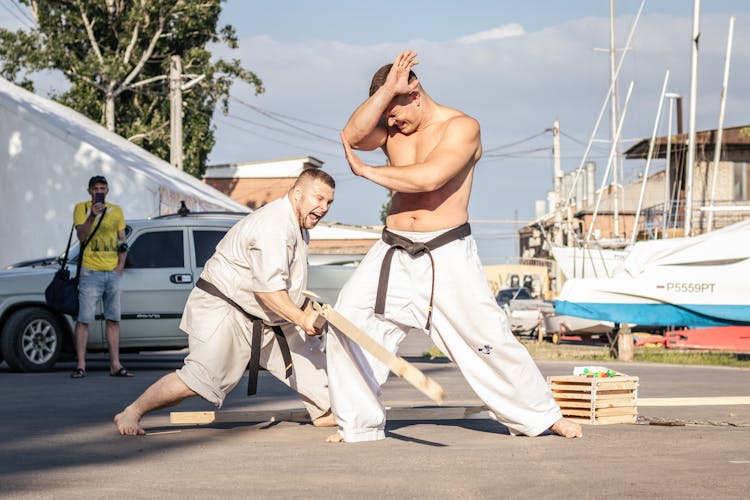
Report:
550,417,583,438
114,407,145,436
326,432,345,443
312,410,337,427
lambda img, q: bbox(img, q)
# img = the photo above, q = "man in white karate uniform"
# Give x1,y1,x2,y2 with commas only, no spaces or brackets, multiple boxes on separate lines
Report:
326,51,582,443
115,169,336,435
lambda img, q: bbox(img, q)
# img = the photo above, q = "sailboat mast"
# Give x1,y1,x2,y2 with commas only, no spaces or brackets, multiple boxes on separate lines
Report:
609,0,620,238
684,0,701,236
706,15,735,232
631,71,671,244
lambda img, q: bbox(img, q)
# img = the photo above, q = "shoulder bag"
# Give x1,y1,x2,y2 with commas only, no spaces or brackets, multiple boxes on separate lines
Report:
45,208,106,317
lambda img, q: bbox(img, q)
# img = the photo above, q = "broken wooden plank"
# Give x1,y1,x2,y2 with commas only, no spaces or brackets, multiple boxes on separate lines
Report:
170,405,490,425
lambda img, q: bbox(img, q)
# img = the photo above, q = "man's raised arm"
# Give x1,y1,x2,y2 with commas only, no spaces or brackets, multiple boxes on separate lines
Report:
343,50,420,150
342,94,391,151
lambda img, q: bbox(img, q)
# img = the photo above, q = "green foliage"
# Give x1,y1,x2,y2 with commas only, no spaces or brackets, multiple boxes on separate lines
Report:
379,190,393,225
0,0,263,178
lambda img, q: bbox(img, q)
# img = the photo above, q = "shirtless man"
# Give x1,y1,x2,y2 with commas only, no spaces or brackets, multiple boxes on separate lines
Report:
115,169,337,435
325,51,582,442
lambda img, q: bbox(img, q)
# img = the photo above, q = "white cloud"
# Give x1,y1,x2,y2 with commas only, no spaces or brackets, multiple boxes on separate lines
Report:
457,23,526,43
218,12,750,260
9,9,749,259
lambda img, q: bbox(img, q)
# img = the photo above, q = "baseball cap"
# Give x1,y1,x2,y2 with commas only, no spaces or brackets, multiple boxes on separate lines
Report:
88,175,108,188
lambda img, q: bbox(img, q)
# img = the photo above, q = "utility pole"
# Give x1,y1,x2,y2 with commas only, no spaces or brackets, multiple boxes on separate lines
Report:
553,118,563,203
169,55,183,171
685,0,701,236
552,118,564,246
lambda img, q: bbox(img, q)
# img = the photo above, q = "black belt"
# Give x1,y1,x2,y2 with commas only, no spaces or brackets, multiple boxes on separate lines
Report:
195,278,293,396
375,223,471,330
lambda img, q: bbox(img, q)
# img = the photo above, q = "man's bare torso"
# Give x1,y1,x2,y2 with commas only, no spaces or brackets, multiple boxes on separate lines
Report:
384,107,481,232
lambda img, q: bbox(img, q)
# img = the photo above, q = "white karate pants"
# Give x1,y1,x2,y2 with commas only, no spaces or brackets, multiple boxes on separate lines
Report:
326,229,561,442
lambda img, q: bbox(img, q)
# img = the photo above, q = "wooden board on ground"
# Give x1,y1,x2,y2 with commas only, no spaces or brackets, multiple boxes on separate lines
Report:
639,396,750,407
547,375,639,425
170,405,490,425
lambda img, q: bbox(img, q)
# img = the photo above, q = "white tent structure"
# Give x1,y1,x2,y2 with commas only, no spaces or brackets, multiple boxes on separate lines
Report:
0,77,248,267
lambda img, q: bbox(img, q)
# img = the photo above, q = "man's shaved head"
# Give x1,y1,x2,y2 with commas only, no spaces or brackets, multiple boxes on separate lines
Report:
293,168,336,189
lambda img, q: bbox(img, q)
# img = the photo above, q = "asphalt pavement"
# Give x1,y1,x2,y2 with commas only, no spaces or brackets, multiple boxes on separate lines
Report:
1,334,749,499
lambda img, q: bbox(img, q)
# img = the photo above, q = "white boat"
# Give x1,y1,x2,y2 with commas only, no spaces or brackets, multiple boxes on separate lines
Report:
555,220,750,327
545,314,616,336
551,244,630,279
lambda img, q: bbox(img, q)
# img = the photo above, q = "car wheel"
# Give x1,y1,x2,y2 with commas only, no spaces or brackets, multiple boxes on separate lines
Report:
1,307,64,372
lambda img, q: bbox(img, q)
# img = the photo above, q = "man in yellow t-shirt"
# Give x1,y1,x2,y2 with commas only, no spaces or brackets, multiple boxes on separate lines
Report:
70,175,130,379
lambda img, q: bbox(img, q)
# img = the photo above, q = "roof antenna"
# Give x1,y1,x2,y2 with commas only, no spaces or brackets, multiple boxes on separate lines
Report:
177,200,190,216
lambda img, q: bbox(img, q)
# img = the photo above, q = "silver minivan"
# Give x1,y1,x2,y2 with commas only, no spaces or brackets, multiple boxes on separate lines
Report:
0,213,355,372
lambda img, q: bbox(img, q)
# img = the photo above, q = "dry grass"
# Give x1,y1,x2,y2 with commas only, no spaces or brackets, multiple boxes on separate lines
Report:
422,340,750,368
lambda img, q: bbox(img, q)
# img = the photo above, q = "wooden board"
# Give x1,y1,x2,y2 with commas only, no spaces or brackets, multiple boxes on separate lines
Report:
638,396,750,407
170,405,490,425
547,375,639,425
313,301,446,404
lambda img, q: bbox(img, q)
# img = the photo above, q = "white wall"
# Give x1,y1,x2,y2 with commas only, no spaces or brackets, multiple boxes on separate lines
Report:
0,78,247,266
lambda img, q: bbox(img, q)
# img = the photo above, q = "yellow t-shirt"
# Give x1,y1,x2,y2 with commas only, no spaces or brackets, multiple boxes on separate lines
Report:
73,201,126,271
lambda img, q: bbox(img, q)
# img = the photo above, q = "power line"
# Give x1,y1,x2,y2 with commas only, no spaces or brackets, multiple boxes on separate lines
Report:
231,97,339,131
216,117,339,158
230,95,340,144
484,146,551,158
10,0,35,25
483,129,550,153
0,0,33,28
225,113,336,144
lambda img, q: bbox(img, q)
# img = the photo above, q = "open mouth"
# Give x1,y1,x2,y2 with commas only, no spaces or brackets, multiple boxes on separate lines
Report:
306,212,322,226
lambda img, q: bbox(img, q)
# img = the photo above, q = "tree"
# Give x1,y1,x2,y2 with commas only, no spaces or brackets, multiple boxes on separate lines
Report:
0,0,263,178
379,191,392,225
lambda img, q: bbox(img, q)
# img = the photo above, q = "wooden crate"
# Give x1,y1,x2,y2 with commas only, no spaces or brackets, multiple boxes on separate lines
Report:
547,375,639,425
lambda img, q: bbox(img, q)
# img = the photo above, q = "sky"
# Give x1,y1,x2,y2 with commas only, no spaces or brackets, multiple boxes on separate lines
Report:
2,0,750,262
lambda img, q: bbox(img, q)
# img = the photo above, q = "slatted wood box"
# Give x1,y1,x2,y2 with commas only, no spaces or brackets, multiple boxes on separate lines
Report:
547,375,639,425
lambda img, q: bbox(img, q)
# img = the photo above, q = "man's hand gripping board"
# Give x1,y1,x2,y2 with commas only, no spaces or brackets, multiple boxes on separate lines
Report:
303,291,445,404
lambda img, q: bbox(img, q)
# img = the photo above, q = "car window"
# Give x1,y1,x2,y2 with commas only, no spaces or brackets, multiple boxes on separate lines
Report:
496,290,512,304
126,230,184,268
515,288,532,300
193,230,227,268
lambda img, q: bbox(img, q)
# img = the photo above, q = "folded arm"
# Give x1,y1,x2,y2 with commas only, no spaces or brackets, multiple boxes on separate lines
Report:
342,116,480,193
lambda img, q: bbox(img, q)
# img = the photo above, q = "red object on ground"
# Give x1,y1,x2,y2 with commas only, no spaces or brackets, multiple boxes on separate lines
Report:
559,334,583,342
665,326,750,352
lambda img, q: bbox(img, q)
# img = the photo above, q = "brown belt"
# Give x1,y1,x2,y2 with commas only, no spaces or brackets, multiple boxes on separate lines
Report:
195,278,293,396
375,223,471,329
